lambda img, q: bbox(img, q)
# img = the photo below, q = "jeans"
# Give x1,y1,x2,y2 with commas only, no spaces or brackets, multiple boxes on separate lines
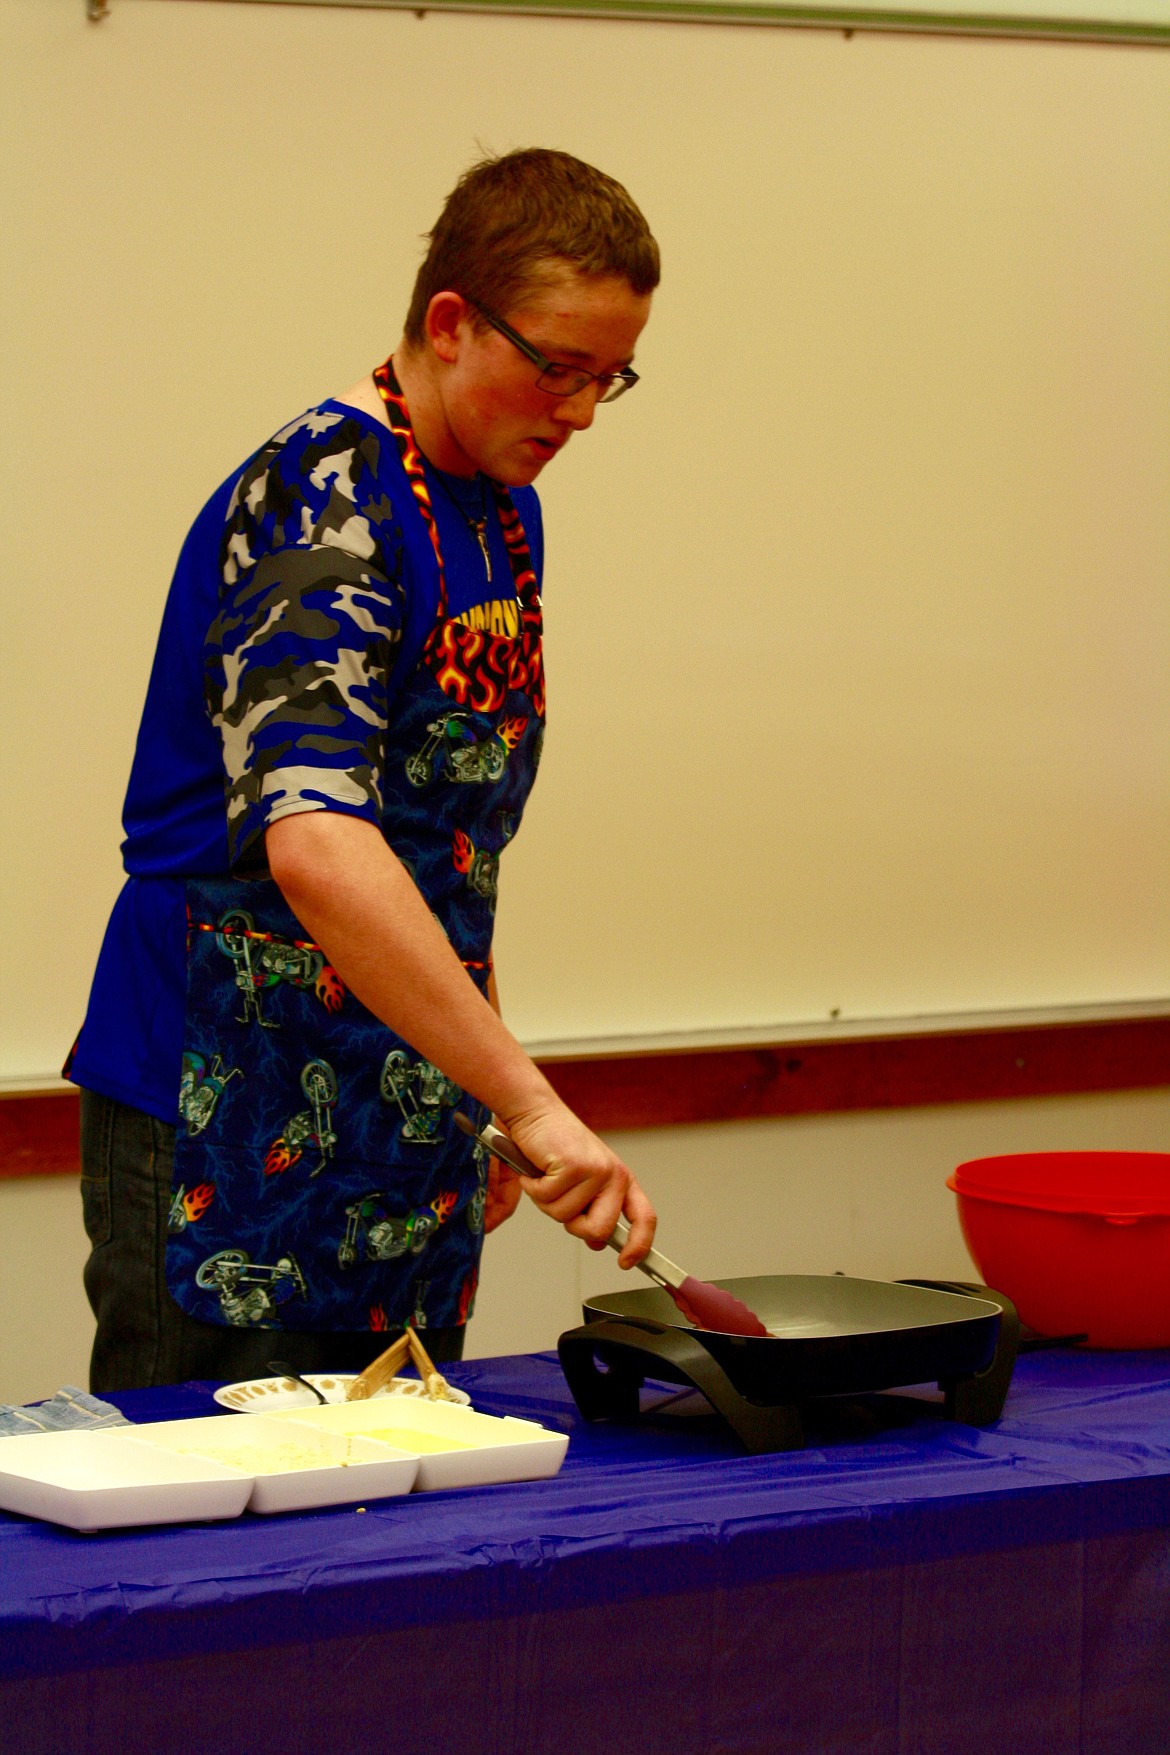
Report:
79,1089,465,1393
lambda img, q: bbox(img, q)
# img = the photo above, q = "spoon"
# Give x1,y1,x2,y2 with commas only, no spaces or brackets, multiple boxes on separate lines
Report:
267,1360,328,1404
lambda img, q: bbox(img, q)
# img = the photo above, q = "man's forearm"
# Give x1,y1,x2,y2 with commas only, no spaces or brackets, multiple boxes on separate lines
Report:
265,812,549,1123
265,810,657,1264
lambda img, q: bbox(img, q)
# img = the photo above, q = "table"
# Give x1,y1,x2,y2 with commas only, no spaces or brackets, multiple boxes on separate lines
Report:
2,1349,1170,1755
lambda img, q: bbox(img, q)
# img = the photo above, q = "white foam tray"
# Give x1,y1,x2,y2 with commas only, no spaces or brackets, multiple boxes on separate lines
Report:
271,1397,569,1491
0,1428,252,1533
123,1415,419,1514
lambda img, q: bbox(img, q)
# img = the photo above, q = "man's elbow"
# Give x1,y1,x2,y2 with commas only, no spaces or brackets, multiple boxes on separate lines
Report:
265,809,351,903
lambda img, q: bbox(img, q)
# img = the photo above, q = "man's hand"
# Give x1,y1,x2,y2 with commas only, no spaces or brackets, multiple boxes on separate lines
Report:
501,1101,656,1267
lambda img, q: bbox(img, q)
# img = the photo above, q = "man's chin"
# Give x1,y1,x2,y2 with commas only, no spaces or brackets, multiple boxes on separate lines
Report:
493,457,550,489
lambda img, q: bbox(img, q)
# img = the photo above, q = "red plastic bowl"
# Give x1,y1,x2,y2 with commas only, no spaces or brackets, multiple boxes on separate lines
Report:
947,1152,1170,1349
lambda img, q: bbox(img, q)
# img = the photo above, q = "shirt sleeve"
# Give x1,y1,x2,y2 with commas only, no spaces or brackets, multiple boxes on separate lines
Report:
204,409,406,875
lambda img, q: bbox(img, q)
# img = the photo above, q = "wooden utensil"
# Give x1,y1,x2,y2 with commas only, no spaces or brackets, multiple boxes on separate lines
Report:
406,1328,457,1402
345,1331,412,1401
344,1328,458,1402
455,1112,770,1339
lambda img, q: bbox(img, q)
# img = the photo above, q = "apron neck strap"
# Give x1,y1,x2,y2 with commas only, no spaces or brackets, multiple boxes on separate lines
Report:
373,356,540,626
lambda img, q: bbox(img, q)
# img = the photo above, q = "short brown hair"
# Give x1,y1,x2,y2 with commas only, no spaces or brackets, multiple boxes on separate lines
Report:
404,148,660,347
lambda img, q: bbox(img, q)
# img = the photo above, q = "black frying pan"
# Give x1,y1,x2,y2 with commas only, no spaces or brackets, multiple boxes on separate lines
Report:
559,1275,1017,1451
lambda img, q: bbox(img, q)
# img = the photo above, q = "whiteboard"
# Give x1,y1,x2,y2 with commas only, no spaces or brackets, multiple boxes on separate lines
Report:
3,0,1168,1081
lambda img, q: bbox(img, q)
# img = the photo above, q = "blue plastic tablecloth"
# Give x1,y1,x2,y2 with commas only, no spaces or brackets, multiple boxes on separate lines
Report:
2,1348,1170,1755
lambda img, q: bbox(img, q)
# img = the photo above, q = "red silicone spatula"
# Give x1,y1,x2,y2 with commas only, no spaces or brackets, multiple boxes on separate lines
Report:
455,1113,769,1338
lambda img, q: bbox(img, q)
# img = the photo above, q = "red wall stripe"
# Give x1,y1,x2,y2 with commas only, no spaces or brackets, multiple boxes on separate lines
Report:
3,1015,1167,1181
540,1016,1170,1130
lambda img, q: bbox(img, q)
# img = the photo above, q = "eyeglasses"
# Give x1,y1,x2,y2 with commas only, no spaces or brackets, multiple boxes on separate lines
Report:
472,303,639,404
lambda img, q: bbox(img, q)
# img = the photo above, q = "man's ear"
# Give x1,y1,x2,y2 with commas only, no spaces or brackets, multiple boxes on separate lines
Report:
425,291,472,365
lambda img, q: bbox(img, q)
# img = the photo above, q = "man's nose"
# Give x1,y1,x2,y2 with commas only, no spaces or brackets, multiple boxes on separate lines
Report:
553,382,600,431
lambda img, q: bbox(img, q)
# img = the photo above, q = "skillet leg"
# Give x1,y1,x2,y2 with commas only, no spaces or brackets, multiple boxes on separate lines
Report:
558,1318,805,1454
898,1279,1021,1426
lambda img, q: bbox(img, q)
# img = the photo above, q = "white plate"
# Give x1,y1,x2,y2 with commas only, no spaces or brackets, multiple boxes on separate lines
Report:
272,1397,569,1492
214,1373,470,1413
123,1415,418,1513
0,1428,252,1532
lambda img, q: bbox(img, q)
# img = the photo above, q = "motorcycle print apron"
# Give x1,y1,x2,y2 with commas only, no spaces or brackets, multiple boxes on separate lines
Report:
167,361,545,1334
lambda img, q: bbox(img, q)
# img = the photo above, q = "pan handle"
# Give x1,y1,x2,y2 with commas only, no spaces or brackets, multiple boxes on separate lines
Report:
557,1317,805,1455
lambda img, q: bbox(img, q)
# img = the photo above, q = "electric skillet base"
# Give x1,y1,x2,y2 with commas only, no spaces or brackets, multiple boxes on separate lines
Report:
558,1275,1019,1455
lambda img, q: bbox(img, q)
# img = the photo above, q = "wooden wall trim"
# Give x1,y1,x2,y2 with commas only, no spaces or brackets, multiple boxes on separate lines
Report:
541,1015,1170,1130
4,1015,1168,1180
1,1091,86,1182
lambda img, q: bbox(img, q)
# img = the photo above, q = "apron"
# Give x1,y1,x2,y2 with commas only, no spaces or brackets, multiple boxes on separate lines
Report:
166,361,545,1334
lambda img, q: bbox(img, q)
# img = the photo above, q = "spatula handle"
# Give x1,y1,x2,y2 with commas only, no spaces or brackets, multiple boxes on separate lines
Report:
608,1216,687,1292
456,1113,542,1178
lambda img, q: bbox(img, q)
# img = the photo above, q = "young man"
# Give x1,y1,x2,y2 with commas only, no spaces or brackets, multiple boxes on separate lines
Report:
69,149,660,1391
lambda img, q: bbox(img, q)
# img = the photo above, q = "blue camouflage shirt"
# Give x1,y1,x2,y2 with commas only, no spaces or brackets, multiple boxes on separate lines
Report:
69,402,543,1122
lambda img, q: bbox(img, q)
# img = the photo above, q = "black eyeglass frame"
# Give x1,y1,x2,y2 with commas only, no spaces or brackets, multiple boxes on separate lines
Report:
471,303,639,404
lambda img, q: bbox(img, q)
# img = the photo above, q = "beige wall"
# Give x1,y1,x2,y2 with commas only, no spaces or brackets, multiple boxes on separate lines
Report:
3,1084,1168,1404
3,0,1168,1083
